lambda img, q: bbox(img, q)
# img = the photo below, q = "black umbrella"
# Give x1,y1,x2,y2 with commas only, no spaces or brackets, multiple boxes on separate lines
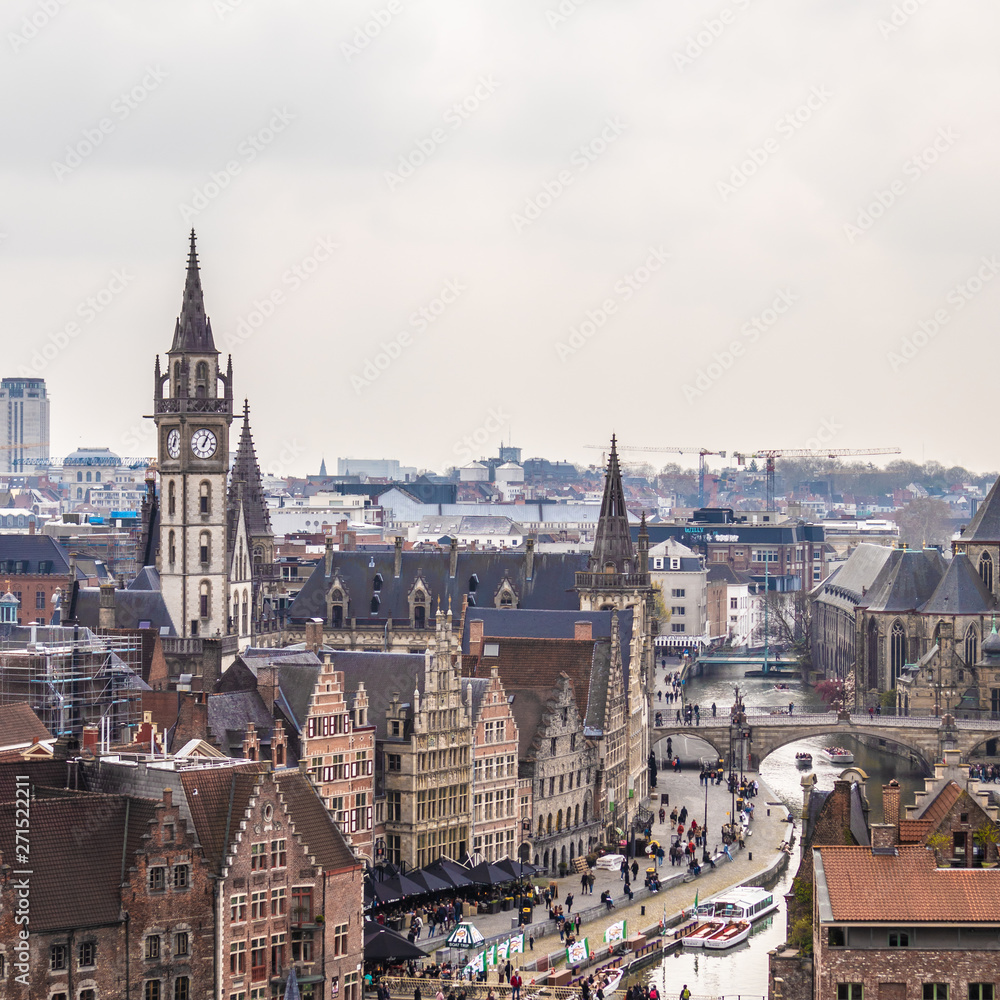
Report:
369,873,425,905
364,922,429,961
466,860,515,886
422,857,474,888
408,868,452,894
494,857,537,880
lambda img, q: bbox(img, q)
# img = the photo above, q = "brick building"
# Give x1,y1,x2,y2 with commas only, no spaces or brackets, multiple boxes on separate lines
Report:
302,662,377,862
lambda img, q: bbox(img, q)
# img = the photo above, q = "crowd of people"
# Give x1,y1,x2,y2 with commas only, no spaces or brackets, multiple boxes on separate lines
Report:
969,762,1000,782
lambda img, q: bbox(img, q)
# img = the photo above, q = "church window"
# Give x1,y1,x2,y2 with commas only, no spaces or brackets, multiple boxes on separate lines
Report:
168,531,176,567
199,581,211,619
498,589,513,608
890,620,906,687
173,361,182,398
199,481,211,515
412,589,427,628
168,481,175,516
242,590,249,635
469,574,478,593
200,532,210,566
370,595,380,615
980,552,994,593
966,625,979,666
195,361,208,398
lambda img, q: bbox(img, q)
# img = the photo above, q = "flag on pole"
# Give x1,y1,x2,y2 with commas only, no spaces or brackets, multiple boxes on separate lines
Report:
486,944,497,967
462,951,485,978
565,938,590,966
604,920,627,945
496,939,510,962
509,933,524,955
694,890,699,910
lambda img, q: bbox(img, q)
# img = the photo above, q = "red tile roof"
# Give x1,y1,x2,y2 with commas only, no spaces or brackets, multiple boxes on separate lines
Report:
0,703,51,749
817,845,1000,922
899,781,965,844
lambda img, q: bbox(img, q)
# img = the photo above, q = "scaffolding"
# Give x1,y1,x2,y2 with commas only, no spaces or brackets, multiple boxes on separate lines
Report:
0,624,144,741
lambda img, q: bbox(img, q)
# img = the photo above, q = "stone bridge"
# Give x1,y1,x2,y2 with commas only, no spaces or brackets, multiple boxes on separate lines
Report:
651,710,1000,773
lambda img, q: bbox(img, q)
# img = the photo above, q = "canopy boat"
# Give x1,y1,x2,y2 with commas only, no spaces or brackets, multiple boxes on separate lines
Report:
697,887,779,923
597,968,625,995
703,919,752,950
822,746,854,764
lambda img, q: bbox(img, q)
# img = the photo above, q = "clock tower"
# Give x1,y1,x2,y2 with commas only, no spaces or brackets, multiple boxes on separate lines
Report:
153,231,234,638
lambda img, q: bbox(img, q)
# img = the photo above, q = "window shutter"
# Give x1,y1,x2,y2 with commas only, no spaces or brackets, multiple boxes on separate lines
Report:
367,806,373,829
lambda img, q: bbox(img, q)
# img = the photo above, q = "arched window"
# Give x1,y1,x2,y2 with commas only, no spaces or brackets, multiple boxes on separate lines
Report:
373,573,383,592
559,775,564,793
331,605,343,628
76,487,82,499
168,530,176,567
412,589,427,628
866,619,879,690
556,810,562,833
370,595,380,615
546,814,552,836
241,590,249,635
199,481,211,515
86,471,92,482
199,531,210,566
966,624,979,666
168,481,176,517
583,800,589,823
173,361,182,397
890,620,906,687
980,552,994,594
195,361,208,398
199,581,211,620
537,816,544,838
499,589,513,608
95,471,101,482
574,804,580,826
77,471,82,482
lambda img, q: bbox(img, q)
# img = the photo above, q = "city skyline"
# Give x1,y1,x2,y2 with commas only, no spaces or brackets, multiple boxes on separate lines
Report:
4,3,999,473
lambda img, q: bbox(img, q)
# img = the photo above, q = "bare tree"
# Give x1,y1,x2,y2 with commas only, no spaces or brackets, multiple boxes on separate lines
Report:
892,496,954,548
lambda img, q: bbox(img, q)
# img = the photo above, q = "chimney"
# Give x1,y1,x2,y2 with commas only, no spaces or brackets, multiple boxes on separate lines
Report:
28,519,35,536
82,725,99,752
272,719,287,767
525,537,535,581
305,618,324,654
98,582,116,630
870,824,897,852
449,537,458,579
324,537,333,577
162,787,173,808
883,779,901,829
394,536,403,578
470,619,484,657
242,722,259,761
574,620,593,641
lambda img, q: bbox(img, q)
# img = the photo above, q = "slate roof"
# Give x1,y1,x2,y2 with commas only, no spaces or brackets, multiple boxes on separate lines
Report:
858,549,947,613
287,549,590,624
0,703,51,749
813,543,894,611
0,792,158,933
959,474,1000,543
74,585,176,635
921,553,996,616
0,533,72,574
179,762,267,873
274,769,360,873
128,565,160,591
325,651,425,741
227,401,273,550
816,845,1000,922
506,685,548,758
207,690,275,751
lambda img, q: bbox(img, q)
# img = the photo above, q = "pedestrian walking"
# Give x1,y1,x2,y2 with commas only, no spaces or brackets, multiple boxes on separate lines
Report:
631,859,639,879
529,934,534,951
711,702,716,717
511,974,522,1000
620,858,628,881
566,892,574,914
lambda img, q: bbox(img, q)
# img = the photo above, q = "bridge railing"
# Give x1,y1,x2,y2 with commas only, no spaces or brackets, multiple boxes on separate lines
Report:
652,710,1000,734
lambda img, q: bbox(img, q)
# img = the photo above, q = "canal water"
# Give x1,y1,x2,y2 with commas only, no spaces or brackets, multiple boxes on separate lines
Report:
640,660,928,998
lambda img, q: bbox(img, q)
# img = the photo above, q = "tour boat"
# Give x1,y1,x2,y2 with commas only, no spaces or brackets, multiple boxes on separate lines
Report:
679,919,729,948
598,968,624,995
795,752,812,767
703,919,752,950
697,887,779,924
822,746,854,764
773,683,791,692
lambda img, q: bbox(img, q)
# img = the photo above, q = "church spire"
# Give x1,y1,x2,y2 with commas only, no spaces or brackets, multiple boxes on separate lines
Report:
170,229,217,354
588,435,637,575
228,400,272,540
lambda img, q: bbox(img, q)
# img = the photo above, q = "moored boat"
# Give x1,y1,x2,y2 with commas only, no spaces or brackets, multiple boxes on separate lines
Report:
697,887,779,923
679,919,728,948
704,919,752,950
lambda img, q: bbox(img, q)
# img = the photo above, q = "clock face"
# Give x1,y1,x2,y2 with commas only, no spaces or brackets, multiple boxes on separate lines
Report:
190,428,218,459
166,429,180,460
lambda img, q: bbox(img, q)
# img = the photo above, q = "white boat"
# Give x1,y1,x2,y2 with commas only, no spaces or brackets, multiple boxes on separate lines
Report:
703,919,752,950
599,968,624,995
822,747,854,764
697,887,779,923
679,918,728,948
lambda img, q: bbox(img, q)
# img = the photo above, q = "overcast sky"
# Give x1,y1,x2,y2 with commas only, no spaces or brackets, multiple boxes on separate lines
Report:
4,0,999,478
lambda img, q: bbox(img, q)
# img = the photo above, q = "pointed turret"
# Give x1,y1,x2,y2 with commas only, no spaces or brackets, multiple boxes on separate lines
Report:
319,456,328,477
588,435,637,575
170,230,217,354
228,400,272,541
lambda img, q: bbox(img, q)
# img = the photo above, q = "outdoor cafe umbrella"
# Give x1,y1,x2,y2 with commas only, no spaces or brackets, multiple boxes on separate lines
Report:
494,857,537,880
364,921,429,961
408,868,452,894
445,921,486,949
466,860,515,886
369,872,426,906
422,857,474,888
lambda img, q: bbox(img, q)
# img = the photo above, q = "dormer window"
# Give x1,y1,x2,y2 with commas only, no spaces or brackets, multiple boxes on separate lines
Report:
370,595,380,615
469,574,479,593
373,573,383,592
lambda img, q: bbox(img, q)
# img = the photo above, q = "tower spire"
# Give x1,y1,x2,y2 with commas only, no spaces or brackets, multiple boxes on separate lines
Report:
588,434,637,575
170,229,217,353
227,399,272,545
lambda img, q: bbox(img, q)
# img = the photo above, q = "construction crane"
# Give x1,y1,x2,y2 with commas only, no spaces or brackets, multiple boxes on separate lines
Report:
732,447,902,509
584,444,727,508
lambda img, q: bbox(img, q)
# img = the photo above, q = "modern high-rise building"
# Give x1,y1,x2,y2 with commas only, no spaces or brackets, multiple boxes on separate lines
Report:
0,377,49,474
